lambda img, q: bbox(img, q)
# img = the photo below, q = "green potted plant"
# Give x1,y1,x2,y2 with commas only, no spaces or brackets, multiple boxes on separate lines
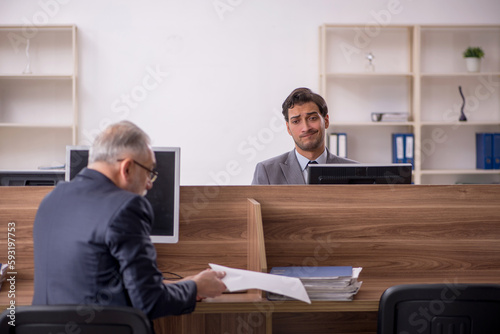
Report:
463,47,485,72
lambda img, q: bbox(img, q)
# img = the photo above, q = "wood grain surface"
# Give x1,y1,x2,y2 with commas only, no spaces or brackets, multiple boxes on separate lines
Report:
1,184,500,334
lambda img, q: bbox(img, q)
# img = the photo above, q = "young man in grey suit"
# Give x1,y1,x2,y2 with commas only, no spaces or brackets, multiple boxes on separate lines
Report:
252,87,357,185
33,121,226,323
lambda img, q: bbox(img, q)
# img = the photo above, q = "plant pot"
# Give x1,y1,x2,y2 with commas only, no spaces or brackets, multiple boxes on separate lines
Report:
465,57,481,72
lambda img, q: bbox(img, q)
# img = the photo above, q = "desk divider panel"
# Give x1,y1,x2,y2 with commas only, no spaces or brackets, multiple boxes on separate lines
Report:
247,198,267,300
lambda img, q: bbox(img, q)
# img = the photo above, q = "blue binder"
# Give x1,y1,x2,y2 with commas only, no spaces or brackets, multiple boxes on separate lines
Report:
269,266,353,278
403,133,414,169
476,133,493,169
392,133,406,163
493,133,500,170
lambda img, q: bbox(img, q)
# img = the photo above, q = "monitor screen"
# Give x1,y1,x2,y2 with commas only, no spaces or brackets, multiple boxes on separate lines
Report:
65,146,89,182
65,146,180,243
307,163,412,185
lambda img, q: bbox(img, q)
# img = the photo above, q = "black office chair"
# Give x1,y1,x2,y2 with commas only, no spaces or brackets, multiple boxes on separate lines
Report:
0,305,153,334
377,283,500,334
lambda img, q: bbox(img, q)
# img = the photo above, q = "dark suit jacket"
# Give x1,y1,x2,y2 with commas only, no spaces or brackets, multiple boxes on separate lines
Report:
251,149,357,185
32,168,196,320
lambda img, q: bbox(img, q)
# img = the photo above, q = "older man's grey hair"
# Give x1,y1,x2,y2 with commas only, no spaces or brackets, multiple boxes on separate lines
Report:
89,121,151,165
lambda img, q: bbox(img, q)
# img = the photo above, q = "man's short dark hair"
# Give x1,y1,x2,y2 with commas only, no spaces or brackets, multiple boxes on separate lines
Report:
281,87,328,122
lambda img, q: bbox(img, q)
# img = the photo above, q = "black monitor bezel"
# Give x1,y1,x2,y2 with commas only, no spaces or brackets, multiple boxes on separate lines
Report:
307,163,412,185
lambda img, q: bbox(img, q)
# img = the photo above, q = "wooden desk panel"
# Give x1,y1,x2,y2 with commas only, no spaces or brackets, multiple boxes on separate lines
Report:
154,186,251,277
2,185,500,334
0,187,51,281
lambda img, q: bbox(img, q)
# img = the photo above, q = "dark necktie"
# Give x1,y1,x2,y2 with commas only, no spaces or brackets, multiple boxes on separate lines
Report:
308,161,318,166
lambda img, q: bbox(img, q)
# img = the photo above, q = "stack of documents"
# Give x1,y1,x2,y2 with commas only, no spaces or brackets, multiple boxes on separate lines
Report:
267,266,362,301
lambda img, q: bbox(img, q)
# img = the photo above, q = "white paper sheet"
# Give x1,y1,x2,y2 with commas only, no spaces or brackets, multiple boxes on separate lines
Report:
209,263,311,304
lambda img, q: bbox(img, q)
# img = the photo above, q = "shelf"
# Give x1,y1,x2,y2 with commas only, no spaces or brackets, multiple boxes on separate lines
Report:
0,74,74,79
326,72,413,78
325,75,412,123
0,25,75,30
420,169,500,175
420,121,500,127
420,26,500,74
421,72,500,77
420,25,500,29
0,25,77,170
0,26,76,77
0,127,73,170
320,24,500,185
320,25,412,74
331,122,414,127
0,123,74,129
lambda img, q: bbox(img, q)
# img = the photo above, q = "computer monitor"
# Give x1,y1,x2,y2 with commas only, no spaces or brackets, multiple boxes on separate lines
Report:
65,146,180,243
307,163,412,185
65,146,89,182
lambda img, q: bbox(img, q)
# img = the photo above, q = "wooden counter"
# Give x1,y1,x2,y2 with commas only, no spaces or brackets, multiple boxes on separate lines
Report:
2,185,500,334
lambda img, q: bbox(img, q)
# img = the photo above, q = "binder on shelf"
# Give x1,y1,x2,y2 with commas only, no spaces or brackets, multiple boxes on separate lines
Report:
476,133,493,170
392,133,405,163
392,133,414,168
329,133,347,158
404,133,414,168
493,133,500,170
337,133,347,158
328,133,338,156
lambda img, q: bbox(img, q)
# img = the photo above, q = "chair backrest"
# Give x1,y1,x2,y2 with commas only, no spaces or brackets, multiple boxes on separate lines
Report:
0,305,152,334
377,283,500,334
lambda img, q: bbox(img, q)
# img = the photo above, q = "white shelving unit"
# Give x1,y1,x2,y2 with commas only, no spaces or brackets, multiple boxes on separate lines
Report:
319,24,500,184
0,25,77,170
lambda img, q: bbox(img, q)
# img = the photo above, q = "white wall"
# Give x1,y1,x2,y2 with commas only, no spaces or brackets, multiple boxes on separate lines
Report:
2,0,500,184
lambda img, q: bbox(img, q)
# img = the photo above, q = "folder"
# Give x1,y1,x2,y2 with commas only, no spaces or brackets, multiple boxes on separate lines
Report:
476,133,493,169
328,133,338,156
337,133,347,158
329,133,347,158
404,133,414,168
493,133,500,169
392,133,405,163
270,266,353,279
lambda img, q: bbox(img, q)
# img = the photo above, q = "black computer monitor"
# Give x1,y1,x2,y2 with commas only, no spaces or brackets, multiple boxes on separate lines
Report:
65,146,180,244
65,146,89,182
307,163,412,185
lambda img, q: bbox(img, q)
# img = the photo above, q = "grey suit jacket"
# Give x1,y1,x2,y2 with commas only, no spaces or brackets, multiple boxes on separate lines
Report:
251,149,358,185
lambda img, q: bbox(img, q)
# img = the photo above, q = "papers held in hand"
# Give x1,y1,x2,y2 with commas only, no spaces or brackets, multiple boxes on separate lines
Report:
267,266,363,301
209,263,311,304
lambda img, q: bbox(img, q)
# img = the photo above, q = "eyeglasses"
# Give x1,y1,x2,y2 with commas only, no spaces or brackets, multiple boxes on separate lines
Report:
117,159,158,183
